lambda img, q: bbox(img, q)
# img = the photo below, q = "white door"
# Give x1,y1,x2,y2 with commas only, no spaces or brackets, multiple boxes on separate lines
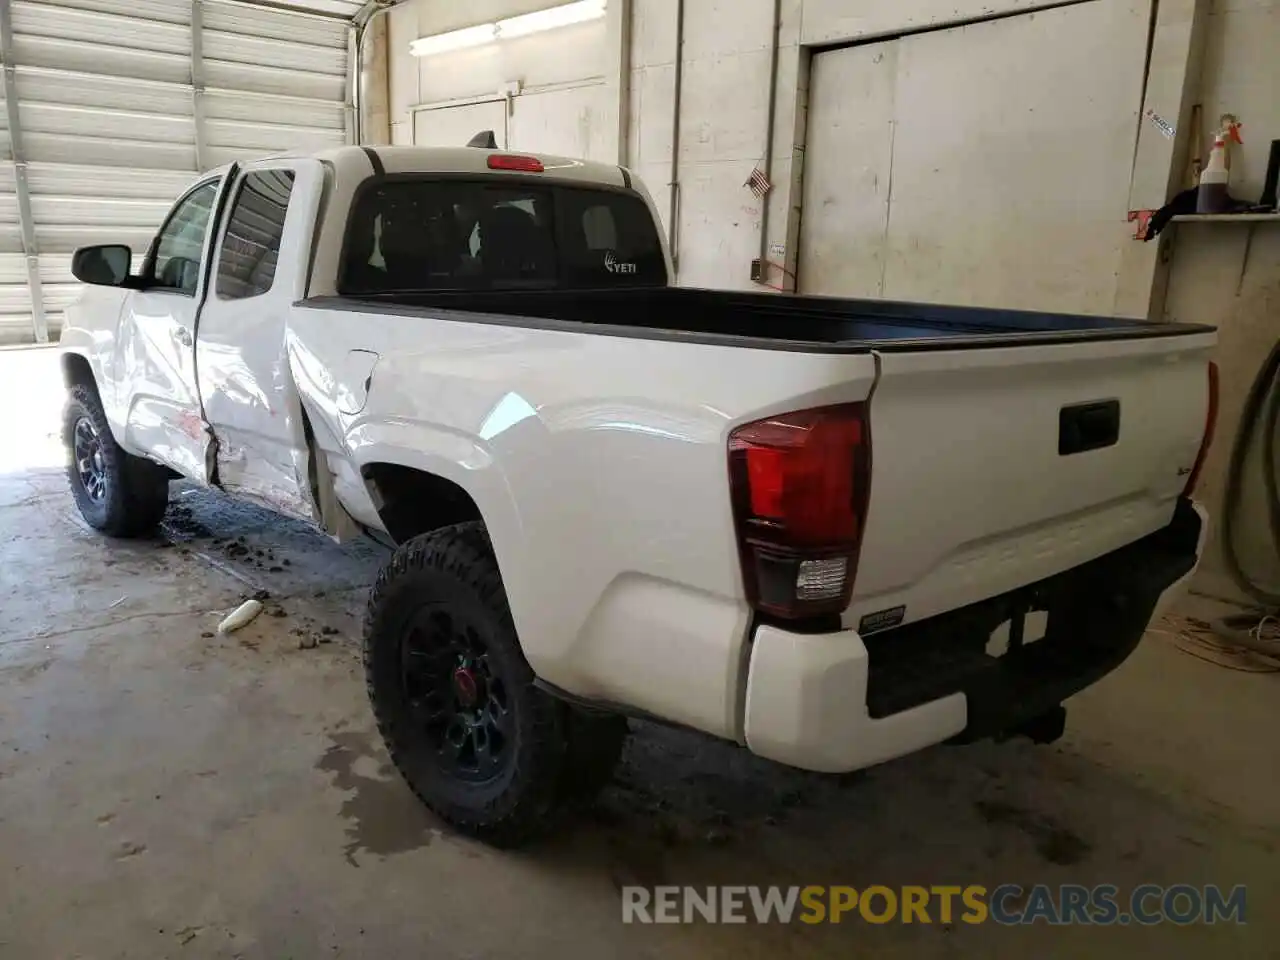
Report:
197,161,324,522
799,0,1152,314
798,43,898,298
117,177,224,482
413,101,508,149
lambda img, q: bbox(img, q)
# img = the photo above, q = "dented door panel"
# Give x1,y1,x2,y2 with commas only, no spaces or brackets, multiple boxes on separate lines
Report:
196,161,328,525
117,176,226,481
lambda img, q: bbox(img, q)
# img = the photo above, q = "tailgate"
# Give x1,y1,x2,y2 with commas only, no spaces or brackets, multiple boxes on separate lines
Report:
845,331,1216,632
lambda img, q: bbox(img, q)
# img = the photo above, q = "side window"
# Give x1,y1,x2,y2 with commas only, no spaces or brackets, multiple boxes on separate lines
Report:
152,181,219,294
216,170,296,300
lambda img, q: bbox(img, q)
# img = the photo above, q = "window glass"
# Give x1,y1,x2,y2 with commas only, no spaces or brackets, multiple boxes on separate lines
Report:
581,204,617,250
153,181,219,294
340,179,666,294
216,170,296,300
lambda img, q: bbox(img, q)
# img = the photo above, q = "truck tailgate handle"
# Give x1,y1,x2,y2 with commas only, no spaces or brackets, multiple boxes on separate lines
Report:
1059,400,1120,455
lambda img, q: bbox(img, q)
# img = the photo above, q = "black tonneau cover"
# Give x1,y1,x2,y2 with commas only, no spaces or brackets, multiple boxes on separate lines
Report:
306,287,1214,354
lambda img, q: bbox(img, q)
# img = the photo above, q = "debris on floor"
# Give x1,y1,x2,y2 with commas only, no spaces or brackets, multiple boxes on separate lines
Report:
1150,612,1280,673
217,599,264,635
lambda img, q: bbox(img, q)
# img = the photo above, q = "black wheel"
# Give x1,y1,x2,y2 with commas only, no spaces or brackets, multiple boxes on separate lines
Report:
63,383,170,538
364,522,568,846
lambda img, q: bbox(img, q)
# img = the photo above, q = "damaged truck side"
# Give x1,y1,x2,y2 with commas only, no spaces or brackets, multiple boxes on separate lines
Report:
59,146,1217,845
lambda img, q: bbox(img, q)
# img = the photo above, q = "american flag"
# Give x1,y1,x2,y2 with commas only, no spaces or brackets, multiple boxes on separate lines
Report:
745,165,773,198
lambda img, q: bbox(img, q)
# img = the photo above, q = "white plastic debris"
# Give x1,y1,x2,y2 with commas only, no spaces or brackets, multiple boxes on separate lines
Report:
217,599,264,635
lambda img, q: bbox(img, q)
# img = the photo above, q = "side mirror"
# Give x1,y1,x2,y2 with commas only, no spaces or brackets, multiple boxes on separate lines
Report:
71,244,133,287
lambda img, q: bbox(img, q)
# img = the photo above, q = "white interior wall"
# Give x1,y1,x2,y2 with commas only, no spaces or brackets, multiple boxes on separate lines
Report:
628,0,1081,291
799,0,1072,42
631,0,801,289
1162,0,1280,601
387,0,609,153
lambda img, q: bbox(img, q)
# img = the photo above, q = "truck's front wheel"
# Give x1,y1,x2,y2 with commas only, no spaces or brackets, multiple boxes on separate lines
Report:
63,384,170,537
364,523,569,846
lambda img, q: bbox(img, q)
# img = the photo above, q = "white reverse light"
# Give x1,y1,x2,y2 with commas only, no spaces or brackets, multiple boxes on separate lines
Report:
409,0,607,57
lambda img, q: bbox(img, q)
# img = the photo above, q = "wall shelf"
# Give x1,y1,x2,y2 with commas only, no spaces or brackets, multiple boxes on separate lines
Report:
1165,211,1279,296
1171,212,1280,223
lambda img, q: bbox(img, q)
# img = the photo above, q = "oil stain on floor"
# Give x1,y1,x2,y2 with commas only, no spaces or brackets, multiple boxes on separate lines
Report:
316,729,439,866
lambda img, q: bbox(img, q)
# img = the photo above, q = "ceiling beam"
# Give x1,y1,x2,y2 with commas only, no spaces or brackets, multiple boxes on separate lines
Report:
0,0,48,343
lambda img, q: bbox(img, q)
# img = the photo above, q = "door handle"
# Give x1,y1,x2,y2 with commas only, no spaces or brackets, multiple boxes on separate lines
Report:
174,327,193,347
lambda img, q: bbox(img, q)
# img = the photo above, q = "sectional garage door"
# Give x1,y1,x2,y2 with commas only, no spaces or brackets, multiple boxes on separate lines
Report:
798,0,1152,315
0,0,361,344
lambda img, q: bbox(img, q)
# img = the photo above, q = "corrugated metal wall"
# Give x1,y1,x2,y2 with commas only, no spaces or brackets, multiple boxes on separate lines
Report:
0,0,362,344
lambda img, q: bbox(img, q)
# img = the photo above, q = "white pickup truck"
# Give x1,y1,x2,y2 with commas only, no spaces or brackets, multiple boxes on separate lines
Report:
59,144,1216,844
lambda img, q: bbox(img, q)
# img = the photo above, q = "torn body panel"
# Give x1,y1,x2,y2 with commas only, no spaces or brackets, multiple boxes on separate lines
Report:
198,328,318,526
213,432,317,524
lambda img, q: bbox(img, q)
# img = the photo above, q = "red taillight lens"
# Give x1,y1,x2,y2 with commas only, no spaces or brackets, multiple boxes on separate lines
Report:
487,154,545,173
1182,360,1219,497
728,403,871,619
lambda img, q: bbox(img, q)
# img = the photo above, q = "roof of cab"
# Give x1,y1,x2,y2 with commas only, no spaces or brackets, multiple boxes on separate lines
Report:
313,144,629,189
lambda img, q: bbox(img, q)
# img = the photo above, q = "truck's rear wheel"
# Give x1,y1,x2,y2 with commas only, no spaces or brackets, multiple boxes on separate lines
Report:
63,384,170,537
364,523,568,846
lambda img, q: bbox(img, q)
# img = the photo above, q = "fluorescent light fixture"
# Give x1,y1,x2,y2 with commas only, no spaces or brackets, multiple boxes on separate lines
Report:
497,0,607,38
409,23,497,57
410,0,606,57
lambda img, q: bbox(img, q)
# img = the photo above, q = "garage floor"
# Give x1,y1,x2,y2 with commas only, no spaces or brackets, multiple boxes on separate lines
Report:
1,347,1276,959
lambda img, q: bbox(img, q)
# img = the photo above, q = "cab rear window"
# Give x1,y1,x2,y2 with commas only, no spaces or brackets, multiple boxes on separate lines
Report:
339,179,667,294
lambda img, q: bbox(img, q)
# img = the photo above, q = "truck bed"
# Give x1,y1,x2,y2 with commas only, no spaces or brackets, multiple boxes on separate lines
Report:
320,286,1213,351
297,282,1215,645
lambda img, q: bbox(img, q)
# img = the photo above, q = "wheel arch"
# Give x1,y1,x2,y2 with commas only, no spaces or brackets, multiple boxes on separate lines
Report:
61,350,97,393
361,462,486,545
348,438,532,660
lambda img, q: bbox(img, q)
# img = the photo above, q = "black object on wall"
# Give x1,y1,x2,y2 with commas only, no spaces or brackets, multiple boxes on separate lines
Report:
1260,140,1280,211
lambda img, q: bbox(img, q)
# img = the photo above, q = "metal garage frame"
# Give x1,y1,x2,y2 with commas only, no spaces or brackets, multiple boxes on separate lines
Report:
0,0,397,345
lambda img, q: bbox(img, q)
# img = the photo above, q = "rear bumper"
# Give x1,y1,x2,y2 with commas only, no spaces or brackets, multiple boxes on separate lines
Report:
743,499,1207,773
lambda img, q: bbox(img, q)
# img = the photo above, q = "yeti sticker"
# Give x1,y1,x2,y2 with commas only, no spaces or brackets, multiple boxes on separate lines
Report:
604,251,638,275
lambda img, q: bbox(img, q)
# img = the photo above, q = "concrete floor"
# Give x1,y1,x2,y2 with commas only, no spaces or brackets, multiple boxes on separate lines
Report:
1,346,1277,959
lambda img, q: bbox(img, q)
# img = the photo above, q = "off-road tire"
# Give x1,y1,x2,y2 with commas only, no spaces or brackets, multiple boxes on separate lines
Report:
64,383,170,537
438,524,628,806
364,522,569,846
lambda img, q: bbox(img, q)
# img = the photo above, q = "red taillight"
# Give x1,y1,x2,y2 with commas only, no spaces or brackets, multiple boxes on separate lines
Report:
728,403,870,619
1183,360,1220,497
487,154,545,173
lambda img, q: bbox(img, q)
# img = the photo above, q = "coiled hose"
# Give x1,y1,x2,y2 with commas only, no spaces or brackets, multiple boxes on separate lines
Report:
1214,339,1280,657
